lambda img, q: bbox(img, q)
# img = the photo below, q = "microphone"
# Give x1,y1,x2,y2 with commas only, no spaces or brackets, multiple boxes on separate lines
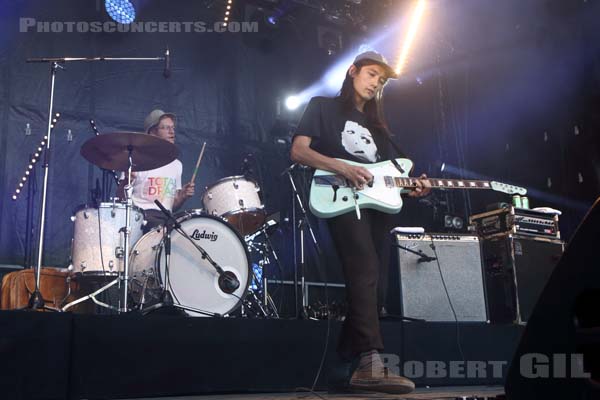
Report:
154,199,180,229
218,271,240,294
163,47,171,78
417,255,437,263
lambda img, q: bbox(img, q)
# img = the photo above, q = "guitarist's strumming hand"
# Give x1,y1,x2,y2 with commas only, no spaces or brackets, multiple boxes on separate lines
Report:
407,174,432,198
339,162,374,190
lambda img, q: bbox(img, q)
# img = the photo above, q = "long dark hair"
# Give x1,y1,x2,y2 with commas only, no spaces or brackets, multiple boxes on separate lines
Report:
337,59,392,137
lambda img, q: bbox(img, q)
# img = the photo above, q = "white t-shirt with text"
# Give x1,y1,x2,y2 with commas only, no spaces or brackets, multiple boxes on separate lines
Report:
128,159,182,211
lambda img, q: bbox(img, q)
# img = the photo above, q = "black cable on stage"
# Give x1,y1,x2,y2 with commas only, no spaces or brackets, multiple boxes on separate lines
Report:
291,167,331,394
429,237,466,363
294,387,328,399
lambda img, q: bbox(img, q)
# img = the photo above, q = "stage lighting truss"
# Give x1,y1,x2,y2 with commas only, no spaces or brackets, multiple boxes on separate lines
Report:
12,113,61,201
105,0,136,24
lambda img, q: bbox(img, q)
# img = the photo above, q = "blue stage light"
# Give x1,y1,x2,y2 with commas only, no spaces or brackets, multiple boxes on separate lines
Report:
105,0,136,24
250,263,262,291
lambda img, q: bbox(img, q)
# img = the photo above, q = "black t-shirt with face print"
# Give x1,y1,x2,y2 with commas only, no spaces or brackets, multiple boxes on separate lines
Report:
294,96,392,164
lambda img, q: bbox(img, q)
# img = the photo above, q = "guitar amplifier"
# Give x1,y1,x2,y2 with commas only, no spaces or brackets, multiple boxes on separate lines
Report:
469,207,560,239
388,233,488,322
481,234,564,323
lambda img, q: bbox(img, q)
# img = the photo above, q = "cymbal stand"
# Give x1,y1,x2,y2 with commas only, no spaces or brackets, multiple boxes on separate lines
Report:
119,145,134,312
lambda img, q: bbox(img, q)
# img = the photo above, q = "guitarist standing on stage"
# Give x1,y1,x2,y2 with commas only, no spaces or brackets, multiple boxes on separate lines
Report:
290,51,431,394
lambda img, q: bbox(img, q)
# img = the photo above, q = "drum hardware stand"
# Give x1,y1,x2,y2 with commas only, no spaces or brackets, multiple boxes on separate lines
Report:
89,119,119,203
64,146,141,313
25,52,167,311
141,220,216,317
245,221,279,318
62,277,121,312
149,200,247,317
245,231,280,318
285,165,322,319
262,237,281,318
119,146,135,313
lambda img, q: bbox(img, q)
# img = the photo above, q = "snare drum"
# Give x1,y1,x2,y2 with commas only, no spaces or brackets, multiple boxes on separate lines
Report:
202,176,265,235
71,202,144,277
129,211,251,316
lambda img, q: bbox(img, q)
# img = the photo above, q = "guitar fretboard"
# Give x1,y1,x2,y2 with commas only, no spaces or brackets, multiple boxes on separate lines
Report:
392,177,492,189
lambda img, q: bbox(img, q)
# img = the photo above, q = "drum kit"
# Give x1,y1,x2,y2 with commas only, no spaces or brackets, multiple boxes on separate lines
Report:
62,131,279,317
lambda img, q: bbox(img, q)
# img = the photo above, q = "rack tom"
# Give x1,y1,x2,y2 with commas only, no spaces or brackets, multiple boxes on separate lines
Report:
202,176,265,235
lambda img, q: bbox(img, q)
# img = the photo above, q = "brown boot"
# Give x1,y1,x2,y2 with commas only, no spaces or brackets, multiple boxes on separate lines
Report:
349,366,415,394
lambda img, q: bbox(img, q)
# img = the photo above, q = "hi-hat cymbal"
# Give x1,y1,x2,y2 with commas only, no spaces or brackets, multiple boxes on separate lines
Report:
81,132,179,171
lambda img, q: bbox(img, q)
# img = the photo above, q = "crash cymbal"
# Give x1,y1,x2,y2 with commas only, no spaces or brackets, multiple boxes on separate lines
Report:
81,132,179,171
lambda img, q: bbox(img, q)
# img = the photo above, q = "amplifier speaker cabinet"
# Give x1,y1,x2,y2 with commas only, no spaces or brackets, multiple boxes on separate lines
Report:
388,234,488,322
481,234,564,323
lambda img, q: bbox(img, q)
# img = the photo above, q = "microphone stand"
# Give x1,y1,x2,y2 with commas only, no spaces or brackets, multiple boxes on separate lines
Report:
141,218,216,317
27,62,59,310
145,200,244,316
25,52,166,311
285,165,322,319
392,243,437,262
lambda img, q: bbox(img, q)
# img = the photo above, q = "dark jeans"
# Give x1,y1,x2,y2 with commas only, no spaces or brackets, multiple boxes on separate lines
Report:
327,209,395,360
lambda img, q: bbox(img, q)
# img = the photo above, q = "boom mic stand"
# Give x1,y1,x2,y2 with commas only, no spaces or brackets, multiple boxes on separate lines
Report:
141,215,215,317
25,51,167,311
143,200,244,316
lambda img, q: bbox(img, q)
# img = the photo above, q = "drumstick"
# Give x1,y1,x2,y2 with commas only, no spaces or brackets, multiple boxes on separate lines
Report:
190,142,207,184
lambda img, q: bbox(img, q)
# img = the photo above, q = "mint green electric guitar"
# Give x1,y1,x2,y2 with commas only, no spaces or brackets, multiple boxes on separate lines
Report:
309,158,527,219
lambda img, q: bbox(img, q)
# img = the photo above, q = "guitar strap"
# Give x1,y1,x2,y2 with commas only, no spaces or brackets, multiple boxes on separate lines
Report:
385,134,406,159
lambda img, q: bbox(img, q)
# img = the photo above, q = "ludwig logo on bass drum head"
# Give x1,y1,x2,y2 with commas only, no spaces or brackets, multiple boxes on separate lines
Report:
191,229,219,241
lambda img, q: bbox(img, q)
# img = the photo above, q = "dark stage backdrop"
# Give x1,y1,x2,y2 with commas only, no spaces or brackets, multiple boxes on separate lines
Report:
1,0,599,284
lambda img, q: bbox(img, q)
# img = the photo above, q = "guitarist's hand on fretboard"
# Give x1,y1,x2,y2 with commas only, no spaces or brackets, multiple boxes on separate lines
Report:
406,174,432,198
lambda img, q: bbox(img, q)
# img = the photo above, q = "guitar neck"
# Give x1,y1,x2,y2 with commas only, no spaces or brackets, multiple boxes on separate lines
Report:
394,177,492,190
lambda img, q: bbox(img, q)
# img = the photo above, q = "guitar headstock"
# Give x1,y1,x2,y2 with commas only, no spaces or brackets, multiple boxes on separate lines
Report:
490,181,527,195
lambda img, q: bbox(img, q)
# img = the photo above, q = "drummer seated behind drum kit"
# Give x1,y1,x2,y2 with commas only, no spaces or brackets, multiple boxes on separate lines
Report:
67,110,271,317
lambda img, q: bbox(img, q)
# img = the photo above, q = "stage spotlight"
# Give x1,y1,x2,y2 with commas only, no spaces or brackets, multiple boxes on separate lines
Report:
285,96,301,111
105,0,136,24
394,0,427,76
266,15,278,26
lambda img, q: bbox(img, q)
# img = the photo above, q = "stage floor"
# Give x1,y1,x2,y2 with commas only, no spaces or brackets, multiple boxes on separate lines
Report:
0,311,520,400
127,386,505,399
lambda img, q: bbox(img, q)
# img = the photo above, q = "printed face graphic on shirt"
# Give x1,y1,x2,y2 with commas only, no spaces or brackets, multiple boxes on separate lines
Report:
143,177,178,202
340,120,378,162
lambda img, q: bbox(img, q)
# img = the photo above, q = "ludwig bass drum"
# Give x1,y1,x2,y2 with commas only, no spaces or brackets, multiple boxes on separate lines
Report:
129,211,251,316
